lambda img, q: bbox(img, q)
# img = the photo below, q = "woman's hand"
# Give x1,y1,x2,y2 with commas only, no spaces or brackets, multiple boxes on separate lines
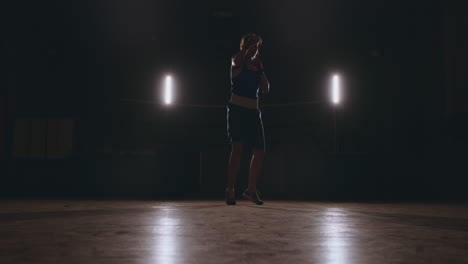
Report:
245,44,258,60
252,57,263,71
233,41,258,68
244,56,262,72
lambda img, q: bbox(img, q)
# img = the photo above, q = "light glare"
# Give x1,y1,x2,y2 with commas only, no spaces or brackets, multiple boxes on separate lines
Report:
164,75,173,105
332,74,340,105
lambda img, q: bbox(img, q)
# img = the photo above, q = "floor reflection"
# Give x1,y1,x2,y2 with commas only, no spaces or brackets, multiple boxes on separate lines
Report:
153,208,181,264
321,208,351,264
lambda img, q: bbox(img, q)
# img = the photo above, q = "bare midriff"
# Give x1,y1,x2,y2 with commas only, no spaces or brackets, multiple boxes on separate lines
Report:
230,93,258,109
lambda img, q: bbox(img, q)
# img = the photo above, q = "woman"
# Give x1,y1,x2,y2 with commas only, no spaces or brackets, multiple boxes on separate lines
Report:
226,33,270,205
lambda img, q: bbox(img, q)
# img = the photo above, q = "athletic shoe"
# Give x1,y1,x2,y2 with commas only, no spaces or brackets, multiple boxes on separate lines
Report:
225,187,236,205
242,189,263,205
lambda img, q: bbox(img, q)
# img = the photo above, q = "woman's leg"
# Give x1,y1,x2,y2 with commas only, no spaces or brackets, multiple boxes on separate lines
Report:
248,148,265,193
227,142,244,189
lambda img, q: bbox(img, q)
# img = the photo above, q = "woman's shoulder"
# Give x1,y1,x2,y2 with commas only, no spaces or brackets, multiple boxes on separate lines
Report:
232,51,241,58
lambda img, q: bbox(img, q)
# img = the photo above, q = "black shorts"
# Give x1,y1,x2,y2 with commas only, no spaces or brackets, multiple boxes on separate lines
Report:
227,103,265,150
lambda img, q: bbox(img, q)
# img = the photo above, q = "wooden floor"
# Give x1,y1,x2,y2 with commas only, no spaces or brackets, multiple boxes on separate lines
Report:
1,200,468,264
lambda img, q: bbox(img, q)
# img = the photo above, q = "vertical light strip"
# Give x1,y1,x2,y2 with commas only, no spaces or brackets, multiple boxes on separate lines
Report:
164,75,173,105
332,74,340,105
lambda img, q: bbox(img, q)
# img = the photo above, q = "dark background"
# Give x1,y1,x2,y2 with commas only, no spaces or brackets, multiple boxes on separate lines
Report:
1,0,467,200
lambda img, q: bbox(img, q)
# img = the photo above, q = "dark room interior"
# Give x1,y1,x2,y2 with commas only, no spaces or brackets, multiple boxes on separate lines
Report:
1,0,468,263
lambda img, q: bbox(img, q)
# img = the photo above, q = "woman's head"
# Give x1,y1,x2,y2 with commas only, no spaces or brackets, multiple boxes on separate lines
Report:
240,33,263,50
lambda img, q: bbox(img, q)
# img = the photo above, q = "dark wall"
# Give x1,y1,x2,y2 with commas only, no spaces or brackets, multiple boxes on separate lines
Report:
0,97,5,160
1,0,467,200
2,101,467,200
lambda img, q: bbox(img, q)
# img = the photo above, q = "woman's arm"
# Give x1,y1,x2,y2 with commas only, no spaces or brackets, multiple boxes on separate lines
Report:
232,48,248,67
259,72,270,94
253,57,270,94
232,45,258,78
232,42,259,67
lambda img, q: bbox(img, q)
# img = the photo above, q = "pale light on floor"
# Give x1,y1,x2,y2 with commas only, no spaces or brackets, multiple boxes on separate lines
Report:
154,210,180,264
321,208,350,264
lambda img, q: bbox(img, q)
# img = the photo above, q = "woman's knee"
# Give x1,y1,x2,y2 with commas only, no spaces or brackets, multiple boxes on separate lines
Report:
231,142,244,156
252,149,265,160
